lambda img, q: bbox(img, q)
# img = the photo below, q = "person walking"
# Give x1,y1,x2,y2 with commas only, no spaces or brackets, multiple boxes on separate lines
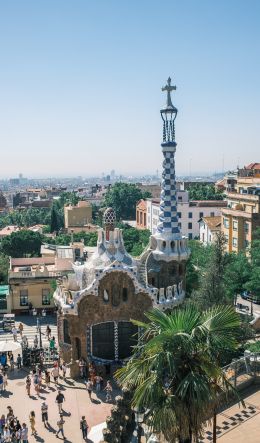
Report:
0,372,3,394
16,354,22,370
56,390,65,414
20,423,29,443
80,416,88,441
12,326,17,342
9,353,14,371
3,425,11,442
41,402,49,428
25,376,31,396
50,336,55,354
29,411,37,436
104,380,113,402
61,362,67,379
46,325,51,340
18,322,24,338
85,378,93,401
33,335,38,348
56,414,65,439
3,371,8,391
52,366,59,386
95,374,101,392
45,370,51,389
33,371,40,397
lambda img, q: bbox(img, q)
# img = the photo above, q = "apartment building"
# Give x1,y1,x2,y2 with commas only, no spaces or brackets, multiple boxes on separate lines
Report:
221,163,260,253
141,190,226,239
136,199,147,229
199,216,221,245
64,200,92,233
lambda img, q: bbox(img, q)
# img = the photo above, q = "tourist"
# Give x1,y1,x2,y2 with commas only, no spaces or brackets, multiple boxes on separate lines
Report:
12,326,17,342
56,414,65,439
95,374,102,392
33,335,38,348
3,371,8,391
6,406,13,420
104,380,113,402
0,352,7,368
9,352,14,371
25,375,31,396
56,390,65,414
61,362,67,379
17,353,22,370
80,416,88,441
29,411,37,436
0,372,3,394
51,365,59,386
33,371,40,396
50,336,56,354
22,335,29,348
78,357,85,378
20,423,29,443
3,425,11,442
0,414,5,433
41,401,49,428
85,378,93,401
18,322,23,338
45,369,51,389
46,325,51,340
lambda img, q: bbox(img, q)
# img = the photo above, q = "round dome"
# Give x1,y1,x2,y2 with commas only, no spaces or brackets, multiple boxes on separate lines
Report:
103,207,116,227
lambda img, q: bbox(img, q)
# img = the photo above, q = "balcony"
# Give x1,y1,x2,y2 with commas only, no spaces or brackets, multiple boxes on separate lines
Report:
9,270,62,279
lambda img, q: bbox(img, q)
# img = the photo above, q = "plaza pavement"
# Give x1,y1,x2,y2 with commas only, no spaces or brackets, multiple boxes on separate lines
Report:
199,385,260,442
0,367,115,443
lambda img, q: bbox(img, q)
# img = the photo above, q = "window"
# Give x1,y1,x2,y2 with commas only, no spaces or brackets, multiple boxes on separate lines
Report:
0,293,7,310
199,212,204,218
122,288,128,302
244,240,249,248
188,233,193,240
178,196,183,201
210,212,215,217
232,237,237,247
223,218,229,228
178,222,182,229
244,222,249,233
188,222,192,229
144,213,146,226
92,322,115,360
188,212,192,218
224,234,229,242
137,212,139,223
63,319,71,344
42,289,50,305
140,212,143,224
233,221,238,231
118,322,138,359
20,289,28,306
177,212,182,218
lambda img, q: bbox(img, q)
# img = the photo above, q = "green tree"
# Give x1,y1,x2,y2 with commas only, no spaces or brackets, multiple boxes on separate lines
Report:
245,229,260,297
185,240,212,296
116,306,240,443
1,230,42,257
50,205,61,232
188,183,224,201
191,233,229,309
0,253,9,284
103,183,151,220
224,252,251,303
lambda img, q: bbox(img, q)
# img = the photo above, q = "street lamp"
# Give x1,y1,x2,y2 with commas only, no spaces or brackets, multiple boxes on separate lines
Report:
134,407,145,443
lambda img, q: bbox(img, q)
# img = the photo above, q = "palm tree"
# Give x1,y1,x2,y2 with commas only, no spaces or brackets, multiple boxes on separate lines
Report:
116,305,241,443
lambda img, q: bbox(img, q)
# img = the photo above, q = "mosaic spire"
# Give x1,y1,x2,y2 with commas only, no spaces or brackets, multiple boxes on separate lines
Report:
157,77,179,235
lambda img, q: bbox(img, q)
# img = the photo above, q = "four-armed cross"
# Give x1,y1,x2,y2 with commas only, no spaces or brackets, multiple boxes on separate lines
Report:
162,77,176,109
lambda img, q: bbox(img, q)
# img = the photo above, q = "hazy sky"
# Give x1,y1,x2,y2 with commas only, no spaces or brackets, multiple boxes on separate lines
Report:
0,0,260,178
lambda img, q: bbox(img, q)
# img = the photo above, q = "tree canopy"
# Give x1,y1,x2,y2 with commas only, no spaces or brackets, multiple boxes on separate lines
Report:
103,182,151,220
188,183,224,201
0,230,42,257
116,306,240,443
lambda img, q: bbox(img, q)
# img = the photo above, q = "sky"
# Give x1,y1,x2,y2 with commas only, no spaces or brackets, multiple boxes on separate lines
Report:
0,0,260,178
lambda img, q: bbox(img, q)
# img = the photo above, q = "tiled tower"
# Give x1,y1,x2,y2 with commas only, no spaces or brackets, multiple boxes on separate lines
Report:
150,77,190,263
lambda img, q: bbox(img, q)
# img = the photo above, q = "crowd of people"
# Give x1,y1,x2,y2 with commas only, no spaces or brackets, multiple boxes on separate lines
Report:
0,406,29,442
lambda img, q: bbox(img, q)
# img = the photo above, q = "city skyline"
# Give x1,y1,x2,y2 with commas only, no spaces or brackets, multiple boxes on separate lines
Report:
0,0,260,177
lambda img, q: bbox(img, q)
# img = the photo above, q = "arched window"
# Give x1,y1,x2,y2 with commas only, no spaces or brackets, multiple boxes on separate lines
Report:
63,319,71,344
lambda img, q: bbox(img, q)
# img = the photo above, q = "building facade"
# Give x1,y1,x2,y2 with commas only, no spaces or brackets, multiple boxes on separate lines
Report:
136,199,147,229
64,201,92,233
221,164,260,253
54,78,190,377
144,197,226,239
199,216,221,245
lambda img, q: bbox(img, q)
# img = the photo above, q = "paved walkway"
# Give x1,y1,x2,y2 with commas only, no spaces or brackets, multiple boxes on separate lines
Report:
199,386,260,442
0,368,116,442
0,315,58,347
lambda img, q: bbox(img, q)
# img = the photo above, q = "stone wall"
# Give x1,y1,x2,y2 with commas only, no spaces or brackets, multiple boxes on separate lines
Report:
59,271,152,368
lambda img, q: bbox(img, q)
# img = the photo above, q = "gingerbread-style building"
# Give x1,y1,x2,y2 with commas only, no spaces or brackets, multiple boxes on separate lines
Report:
54,78,190,377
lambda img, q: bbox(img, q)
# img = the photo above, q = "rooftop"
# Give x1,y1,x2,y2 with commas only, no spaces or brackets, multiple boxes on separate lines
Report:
200,216,221,231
